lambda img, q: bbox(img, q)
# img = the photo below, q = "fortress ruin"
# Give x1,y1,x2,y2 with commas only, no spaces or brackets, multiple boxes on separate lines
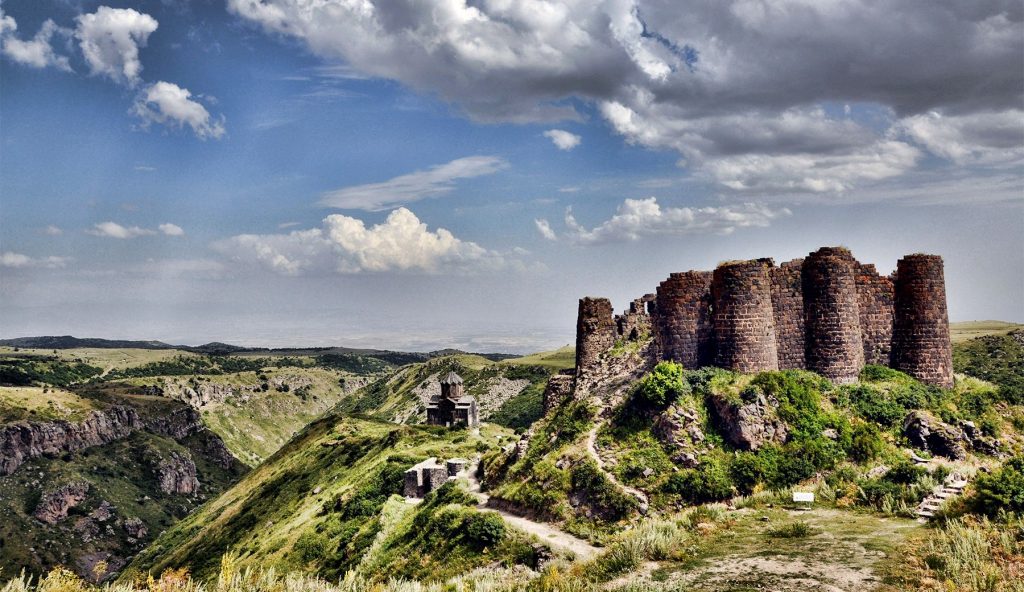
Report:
575,247,953,388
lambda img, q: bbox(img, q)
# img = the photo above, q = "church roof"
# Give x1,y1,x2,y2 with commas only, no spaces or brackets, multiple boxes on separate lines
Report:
440,371,463,385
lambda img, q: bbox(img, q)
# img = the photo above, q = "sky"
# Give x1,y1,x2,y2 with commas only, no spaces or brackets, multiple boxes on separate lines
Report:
0,0,1022,353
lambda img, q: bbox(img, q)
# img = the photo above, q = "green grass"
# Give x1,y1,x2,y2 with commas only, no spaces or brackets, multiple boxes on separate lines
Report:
502,346,576,371
949,321,1023,343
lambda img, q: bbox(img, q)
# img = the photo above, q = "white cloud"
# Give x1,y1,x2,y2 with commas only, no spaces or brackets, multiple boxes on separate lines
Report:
534,218,558,241
86,221,185,239
538,197,789,245
543,129,581,151
0,9,72,71
214,207,516,274
0,251,70,269
133,81,226,140
158,223,185,236
319,156,508,211
898,110,1024,166
43,225,63,236
75,6,158,86
228,0,1023,197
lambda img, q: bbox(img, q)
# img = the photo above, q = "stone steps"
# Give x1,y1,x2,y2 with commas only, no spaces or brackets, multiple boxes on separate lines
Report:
916,476,969,521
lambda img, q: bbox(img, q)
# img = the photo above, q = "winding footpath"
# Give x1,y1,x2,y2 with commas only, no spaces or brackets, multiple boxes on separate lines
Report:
465,459,599,560
585,420,650,512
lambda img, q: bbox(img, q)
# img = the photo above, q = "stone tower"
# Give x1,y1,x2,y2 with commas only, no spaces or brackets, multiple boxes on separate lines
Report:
891,254,954,388
654,271,714,368
802,247,865,384
575,297,616,376
711,259,779,373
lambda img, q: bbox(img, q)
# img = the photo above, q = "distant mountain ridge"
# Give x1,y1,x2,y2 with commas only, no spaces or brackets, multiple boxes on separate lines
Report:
0,335,517,361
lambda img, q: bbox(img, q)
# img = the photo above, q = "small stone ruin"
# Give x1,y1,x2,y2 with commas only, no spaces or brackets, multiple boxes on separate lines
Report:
403,457,469,498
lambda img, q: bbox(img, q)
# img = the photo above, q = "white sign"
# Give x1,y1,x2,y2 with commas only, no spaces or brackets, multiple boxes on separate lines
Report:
793,492,815,503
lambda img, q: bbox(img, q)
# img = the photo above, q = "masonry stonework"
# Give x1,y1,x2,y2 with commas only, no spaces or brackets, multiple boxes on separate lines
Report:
575,297,616,376
856,263,895,366
711,259,779,373
770,259,806,370
892,254,954,388
573,247,953,389
802,247,865,385
653,271,714,368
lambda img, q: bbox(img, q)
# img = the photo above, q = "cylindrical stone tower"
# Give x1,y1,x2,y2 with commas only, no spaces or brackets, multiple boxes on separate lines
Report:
891,254,954,388
802,247,865,384
654,271,714,368
575,297,616,376
770,259,806,370
712,259,779,372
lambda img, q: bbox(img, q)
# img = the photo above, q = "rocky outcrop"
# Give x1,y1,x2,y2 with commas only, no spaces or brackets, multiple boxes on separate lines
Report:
652,403,708,467
959,420,1001,457
145,407,205,440
33,481,90,524
148,382,245,408
157,452,199,495
903,410,967,460
0,406,143,476
708,391,788,450
123,517,147,540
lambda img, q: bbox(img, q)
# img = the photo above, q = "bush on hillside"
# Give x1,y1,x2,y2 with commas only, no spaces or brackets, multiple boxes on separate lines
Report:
633,362,690,409
663,454,733,503
970,456,1024,516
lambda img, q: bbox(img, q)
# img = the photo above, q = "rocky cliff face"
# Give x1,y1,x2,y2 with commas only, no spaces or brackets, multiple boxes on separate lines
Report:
33,482,90,524
0,406,143,476
157,452,199,495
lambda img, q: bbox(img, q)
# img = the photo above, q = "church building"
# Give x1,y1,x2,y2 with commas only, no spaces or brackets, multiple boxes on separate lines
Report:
426,371,479,427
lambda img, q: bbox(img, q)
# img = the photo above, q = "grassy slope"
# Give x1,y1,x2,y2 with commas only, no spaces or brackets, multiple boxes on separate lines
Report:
949,320,1023,343
125,416,517,581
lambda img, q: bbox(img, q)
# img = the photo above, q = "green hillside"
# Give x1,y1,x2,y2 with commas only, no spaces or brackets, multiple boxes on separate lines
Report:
124,416,523,582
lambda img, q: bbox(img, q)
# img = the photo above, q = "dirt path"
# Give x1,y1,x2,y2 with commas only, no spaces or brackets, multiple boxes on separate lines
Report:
464,459,599,560
585,421,649,511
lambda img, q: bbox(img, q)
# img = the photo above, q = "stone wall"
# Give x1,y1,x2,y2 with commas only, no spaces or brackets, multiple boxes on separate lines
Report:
770,259,806,370
711,259,779,373
572,247,953,390
892,254,954,388
653,271,714,368
856,263,895,366
802,247,865,384
575,297,616,376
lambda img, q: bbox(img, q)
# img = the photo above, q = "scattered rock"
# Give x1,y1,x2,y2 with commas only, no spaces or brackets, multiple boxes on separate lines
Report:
90,500,115,522
123,517,147,540
33,482,90,524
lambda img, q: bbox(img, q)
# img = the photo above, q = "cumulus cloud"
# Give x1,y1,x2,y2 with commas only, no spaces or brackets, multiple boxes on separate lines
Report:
0,9,72,71
158,223,185,236
897,110,1024,166
133,81,226,140
0,251,70,269
228,0,1023,195
86,221,185,239
75,6,158,86
214,207,515,274
537,197,789,245
534,218,558,241
43,225,63,236
543,129,582,151
319,156,508,211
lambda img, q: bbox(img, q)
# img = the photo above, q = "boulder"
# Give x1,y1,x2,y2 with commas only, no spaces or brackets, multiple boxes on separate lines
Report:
903,411,966,460
708,392,788,450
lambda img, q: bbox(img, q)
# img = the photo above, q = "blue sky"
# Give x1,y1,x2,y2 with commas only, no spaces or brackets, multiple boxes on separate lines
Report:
1,0,1022,352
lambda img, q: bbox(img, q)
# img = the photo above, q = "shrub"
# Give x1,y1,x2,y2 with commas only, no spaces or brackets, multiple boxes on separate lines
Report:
633,362,690,409
970,456,1024,516
846,384,906,427
663,454,733,503
847,422,885,462
463,512,506,548
766,521,813,538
